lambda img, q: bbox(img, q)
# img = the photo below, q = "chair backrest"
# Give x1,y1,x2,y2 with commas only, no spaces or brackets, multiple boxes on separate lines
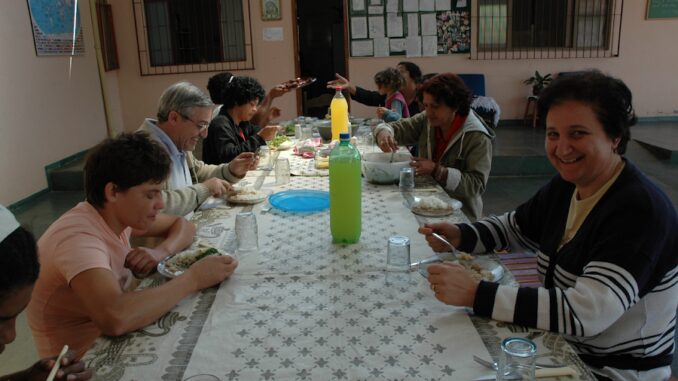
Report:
457,74,486,97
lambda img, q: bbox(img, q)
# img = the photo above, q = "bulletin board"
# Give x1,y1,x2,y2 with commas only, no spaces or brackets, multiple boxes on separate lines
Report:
646,0,678,19
348,0,470,57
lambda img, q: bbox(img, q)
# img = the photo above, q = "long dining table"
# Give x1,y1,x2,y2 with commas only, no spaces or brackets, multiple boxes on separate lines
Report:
83,138,596,381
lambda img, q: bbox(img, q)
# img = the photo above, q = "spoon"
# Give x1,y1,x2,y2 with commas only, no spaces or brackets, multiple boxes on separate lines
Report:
389,150,395,163
473,355,567,370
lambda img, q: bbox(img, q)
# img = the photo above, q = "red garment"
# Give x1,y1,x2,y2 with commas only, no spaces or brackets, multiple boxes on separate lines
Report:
238,126,246,141
433,114,467,162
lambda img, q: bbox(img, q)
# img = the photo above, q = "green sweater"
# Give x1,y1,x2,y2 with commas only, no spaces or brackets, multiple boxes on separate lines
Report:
374,110,494,221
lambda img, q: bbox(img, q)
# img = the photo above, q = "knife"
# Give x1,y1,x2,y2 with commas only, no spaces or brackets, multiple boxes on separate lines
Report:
473,367,577,380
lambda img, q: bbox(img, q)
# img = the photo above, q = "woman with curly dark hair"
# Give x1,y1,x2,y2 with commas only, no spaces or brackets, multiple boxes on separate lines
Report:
203,76,280,164
374,72,494,221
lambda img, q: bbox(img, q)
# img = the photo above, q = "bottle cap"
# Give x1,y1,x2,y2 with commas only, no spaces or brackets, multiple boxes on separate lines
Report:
339,132,350,141
335,86,342,91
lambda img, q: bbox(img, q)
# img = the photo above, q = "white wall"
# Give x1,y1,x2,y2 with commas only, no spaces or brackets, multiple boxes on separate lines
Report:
347,0,678,119
0,1,108,205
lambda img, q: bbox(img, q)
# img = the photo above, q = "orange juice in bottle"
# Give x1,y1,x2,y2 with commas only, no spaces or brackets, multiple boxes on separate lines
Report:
330,87,349,141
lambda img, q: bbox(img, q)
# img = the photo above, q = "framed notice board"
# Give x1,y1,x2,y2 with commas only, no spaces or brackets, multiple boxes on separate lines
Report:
647,0,678,19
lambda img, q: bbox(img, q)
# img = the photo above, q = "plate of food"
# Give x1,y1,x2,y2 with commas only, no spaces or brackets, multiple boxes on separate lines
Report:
158,244,229,278
226,187,268,204
415,253,503,282
269,136,292,151
281,77,317,89
410,196,462,217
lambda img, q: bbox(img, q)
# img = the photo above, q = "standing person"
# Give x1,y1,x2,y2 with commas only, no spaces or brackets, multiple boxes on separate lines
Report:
327,61,423,116
374,67,410,122
375,73,494,221
420,71,678,381
202,76,279,164
0,205,92,380
138,82,258,216
27,133,238,359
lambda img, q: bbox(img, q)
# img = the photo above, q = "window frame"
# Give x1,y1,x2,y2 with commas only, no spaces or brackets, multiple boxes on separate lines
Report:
132,0,255,76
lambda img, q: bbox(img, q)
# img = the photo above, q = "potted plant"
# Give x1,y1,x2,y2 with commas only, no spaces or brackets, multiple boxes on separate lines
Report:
523,71,552,96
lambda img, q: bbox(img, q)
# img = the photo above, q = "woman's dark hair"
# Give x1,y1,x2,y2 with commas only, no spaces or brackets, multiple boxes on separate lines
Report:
85,132,171,208
538,70,636,155
418,72,472,116
221,76,266,110
207,72,234,104
397,61,423,83
374,68,404,93
0,226,39,299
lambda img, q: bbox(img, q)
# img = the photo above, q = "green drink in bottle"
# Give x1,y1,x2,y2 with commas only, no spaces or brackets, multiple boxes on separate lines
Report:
329,132,362,243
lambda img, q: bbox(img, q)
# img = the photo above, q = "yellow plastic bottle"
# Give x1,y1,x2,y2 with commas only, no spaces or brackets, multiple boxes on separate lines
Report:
330,87,349,141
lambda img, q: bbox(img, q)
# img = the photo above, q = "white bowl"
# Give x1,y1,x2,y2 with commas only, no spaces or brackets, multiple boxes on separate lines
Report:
361,152,412,184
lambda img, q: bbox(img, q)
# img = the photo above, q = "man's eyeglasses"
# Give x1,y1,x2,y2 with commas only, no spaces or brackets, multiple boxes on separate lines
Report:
179,113,209,132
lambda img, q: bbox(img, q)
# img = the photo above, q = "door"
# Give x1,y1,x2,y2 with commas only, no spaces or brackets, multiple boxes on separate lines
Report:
293,0,347,118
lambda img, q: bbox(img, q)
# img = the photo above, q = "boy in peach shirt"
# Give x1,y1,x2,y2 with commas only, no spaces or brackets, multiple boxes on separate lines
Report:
27,132,238,359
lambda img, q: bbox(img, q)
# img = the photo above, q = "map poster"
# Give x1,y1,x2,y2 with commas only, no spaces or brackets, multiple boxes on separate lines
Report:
27,0,85,56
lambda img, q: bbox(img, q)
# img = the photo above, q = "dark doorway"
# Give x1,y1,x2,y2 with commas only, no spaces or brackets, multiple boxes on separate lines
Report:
294,0,346,118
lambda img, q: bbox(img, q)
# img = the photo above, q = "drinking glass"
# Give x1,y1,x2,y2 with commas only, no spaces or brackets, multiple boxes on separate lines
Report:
497,337,537,381
258,146,273,170
385,235,411,285
275,158,291,185
235,212,258,256
399,167,415,192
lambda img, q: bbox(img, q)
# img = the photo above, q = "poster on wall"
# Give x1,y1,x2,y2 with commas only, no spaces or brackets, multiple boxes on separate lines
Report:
436,8,470,54
26,0,85,56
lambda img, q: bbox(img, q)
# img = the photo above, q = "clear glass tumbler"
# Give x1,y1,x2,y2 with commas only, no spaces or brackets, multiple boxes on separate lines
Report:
399,167,415,192
386,235,411,285
275,158,291,185
235,211,258,256
497,337,537,381
258,146,272,170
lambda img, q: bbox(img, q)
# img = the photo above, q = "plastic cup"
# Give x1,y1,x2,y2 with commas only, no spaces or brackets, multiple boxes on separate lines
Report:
235,212,258,256
386,235,411,286
399,167,415,192
275,158,291,185
497,337,537,381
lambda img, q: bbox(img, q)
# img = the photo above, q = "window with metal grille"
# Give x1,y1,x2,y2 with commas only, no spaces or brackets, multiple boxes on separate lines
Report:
475,0,623,59
133,0,254,75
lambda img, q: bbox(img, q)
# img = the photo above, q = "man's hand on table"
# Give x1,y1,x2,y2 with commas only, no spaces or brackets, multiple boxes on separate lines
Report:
229,152,258,177
19,349,93,381
427,262,479,307
201,178,233,197
125,247,168,276
418,222,462,252
186,255,238,291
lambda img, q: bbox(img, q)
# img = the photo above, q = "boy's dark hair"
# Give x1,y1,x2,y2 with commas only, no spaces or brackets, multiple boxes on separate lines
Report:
0,226,39,299
207,72,234,104
374,68,405,93
84,132,171,208
221,76,266,110
418,73,472,116
538,70,636,155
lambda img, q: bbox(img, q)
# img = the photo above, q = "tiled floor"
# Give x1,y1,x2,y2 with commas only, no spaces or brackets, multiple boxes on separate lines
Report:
3,122,677,375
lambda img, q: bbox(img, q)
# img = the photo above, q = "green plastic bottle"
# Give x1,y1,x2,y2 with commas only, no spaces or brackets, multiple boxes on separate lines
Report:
329,132,362,243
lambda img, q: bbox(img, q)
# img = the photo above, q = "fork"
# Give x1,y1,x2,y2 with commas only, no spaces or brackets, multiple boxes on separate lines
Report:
473,355,566,370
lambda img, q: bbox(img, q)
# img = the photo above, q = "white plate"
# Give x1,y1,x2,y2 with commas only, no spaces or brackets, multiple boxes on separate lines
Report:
411,198,462,217
417,257,503,282
272,140,293,151
158,246,228,278
226,191,268,204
